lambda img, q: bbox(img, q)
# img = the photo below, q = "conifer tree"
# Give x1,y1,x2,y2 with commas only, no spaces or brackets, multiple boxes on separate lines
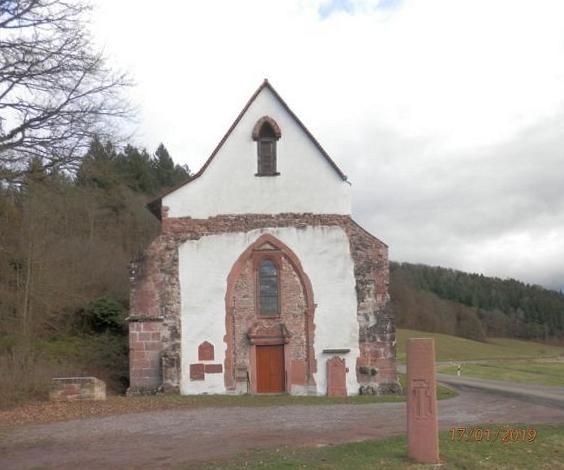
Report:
153,143,176,188
152,143,191,189
117,145,157,194
77,136,120,189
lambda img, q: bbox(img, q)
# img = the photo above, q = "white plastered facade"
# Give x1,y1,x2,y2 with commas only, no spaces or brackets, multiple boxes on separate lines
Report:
178,226,360,395
162,86,352,219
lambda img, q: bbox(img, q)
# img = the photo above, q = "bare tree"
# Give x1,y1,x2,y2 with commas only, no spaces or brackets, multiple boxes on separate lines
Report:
0,0,130,182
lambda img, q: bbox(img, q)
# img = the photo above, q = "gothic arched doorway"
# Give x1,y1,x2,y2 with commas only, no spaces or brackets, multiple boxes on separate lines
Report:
224,234,316,394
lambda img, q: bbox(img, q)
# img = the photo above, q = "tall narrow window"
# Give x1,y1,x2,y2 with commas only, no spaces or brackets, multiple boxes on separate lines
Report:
252,116,281,176
258,259,279,315
257,122,277,175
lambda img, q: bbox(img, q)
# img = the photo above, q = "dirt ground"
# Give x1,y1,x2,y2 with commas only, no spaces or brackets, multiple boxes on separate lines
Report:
1,388,564,469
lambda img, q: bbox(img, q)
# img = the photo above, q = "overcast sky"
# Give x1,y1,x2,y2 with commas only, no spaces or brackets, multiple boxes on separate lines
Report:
91,0,564,291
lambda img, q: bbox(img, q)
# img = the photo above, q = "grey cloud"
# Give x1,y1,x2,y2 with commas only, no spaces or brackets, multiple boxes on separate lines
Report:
335,112,564,291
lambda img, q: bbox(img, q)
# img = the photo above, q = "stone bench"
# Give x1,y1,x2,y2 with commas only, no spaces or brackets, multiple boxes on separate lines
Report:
49,377,106,401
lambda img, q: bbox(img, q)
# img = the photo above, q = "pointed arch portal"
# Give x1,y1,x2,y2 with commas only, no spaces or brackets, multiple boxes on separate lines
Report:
224,233,316,393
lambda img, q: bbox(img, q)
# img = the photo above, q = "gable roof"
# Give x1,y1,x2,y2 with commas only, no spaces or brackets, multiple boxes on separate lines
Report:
149,80,348,216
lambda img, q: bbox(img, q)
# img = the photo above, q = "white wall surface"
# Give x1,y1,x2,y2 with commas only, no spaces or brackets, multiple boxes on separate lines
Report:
164,87,351,218
178,226,360,395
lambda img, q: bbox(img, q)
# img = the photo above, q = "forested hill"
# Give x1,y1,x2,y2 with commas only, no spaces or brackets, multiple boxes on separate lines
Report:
0,137,191,406
1,137,190,342
390,261,564,341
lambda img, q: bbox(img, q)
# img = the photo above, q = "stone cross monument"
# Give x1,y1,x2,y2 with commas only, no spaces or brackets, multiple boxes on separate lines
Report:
406,338,440,464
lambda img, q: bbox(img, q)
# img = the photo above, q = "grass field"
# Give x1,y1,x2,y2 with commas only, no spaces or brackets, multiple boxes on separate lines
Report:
437,359,564,387
196,424,564,469
396,329,564,362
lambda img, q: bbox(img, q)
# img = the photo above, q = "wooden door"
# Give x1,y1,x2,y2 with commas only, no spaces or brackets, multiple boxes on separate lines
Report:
256,345,285,393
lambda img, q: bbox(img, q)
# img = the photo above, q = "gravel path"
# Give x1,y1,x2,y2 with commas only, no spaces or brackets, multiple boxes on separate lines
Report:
1,388,564,469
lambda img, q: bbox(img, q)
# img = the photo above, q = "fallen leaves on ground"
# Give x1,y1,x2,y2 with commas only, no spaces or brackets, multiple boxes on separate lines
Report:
0,395,194,427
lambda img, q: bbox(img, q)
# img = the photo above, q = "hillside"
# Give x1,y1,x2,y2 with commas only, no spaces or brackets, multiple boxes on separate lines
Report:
395,329,564,362
0,138,190,408
390,262,564,342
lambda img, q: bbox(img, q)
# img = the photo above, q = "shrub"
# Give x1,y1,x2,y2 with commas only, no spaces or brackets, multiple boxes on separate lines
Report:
82,296,126,334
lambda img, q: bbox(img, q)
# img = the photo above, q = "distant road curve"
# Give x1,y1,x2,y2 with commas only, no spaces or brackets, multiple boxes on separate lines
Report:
397,364,564,410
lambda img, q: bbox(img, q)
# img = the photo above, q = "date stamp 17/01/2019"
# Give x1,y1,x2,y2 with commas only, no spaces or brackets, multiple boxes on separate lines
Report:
449,426,537,443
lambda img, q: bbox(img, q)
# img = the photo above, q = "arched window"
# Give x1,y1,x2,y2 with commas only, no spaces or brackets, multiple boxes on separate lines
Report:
252,116,281,176
258,259,279,315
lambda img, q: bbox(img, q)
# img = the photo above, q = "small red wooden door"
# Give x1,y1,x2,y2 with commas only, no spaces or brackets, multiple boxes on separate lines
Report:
256,345,285,393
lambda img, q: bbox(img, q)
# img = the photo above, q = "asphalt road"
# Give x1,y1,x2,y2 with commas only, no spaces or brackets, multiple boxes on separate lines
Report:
397,364,564,409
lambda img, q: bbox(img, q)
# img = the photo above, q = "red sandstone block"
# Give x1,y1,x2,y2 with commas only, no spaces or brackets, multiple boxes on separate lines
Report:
377,368,397,381
379,374,397,382
130,345,144,355
151,332,161,340
204,364,223,374
129,339,143,350
63,385,80,395
130,351,147,361
366,349,382,361
64,394,80,401
142,323,159,332
356,359,369,368
141,367,158,375
190,363,205,380
375,357,394,366
133,378,156,388
198,341,214,361
291,360,306,386
144,341,161,351
138,332,152,341
131,360,151,369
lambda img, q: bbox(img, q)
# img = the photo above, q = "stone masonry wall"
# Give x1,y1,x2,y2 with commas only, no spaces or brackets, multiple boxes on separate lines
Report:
128,209,398,394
